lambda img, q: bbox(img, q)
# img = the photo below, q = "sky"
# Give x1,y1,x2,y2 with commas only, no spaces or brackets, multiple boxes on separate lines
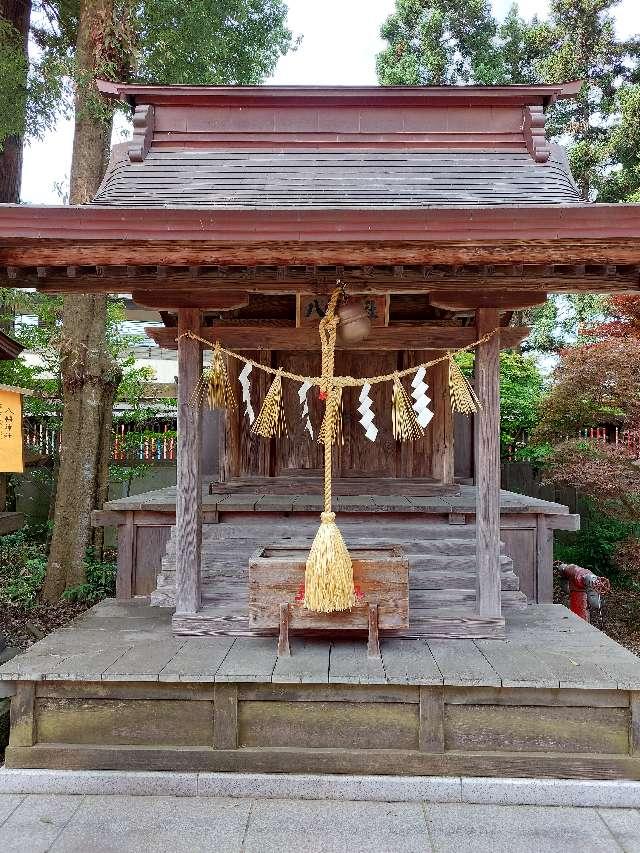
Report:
20,0,639,205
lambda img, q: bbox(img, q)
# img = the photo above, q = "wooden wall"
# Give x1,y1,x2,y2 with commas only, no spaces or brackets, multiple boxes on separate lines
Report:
221,350,454,483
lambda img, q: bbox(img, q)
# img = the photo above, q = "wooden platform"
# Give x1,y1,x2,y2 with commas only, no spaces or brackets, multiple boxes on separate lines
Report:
2,600,640,780
99,482,574,516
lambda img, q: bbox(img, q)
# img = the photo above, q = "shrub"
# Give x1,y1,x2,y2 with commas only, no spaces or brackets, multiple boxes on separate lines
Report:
554,498,640,579
0,525,48,606
61,550,117,603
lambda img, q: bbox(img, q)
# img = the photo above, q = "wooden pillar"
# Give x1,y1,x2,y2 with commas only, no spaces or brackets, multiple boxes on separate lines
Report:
176,308,202,615
474,309,501,618
431,359,455,484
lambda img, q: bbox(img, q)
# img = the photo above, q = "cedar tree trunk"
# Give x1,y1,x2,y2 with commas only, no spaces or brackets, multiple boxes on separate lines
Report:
43,0,120,600
0,0,31,204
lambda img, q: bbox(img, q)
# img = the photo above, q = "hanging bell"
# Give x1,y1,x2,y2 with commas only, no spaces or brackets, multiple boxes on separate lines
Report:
336,298,371,345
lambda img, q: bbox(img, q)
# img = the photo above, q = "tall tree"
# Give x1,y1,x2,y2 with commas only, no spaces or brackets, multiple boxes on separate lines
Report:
524,0,640,201
376,0,503,85
38,0,293,599
0,1,31,202
42,0,122,600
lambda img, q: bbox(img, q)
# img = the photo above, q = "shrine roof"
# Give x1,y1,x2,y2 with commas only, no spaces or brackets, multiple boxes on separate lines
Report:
0,84,639,286
91,80,583,210
93,145,581,210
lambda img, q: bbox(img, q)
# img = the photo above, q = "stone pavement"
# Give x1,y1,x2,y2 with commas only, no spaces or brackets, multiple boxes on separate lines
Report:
1,793,640,852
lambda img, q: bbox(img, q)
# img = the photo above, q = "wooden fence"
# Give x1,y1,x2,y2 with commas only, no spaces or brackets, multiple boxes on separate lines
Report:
501,461,579,513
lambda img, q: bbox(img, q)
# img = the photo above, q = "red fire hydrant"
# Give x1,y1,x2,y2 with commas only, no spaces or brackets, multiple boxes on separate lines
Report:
559,563,611,622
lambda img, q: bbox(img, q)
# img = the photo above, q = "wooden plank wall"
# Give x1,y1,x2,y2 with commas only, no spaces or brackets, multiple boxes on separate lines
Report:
221,350,452,482
8,680,640,779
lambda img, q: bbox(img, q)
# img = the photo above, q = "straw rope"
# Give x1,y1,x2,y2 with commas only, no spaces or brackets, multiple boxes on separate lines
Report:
176,328,497,388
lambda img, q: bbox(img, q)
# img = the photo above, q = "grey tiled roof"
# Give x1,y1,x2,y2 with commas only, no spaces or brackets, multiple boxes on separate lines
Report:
94,144,581,209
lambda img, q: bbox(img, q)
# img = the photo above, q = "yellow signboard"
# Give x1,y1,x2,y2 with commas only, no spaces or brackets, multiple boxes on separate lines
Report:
0,388,23,473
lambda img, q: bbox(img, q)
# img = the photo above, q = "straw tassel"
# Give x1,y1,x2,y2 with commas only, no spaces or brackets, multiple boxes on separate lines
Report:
251,369,287,438
448,355,481,415
304,385,355,613
304,286,354,613
191,342,236,411
303,510,355,612
391,374,424,441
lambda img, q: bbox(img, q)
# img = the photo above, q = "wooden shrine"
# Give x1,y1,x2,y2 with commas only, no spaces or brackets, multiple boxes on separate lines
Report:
2,82,640,780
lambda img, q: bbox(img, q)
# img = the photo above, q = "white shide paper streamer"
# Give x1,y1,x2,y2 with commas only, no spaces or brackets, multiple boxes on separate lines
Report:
411,366,434,429
358,383,378,442
238,362,255,424
298,380,314,439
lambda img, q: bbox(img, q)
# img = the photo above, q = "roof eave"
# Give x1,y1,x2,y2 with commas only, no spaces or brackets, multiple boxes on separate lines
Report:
96,79,582,109
1,203,640,245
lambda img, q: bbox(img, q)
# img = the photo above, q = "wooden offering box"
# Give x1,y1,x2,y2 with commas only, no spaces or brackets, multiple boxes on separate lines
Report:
248,544,409,657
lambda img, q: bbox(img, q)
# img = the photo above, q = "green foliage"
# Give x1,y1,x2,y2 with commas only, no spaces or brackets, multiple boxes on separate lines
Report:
377,0,503,85
0,527,115,606
0,18,28,145
62,549,116,602
135,0,294,85
598,84,640,203
8,0,294,152
531,0,640,200
519,294,608,355
555,498,640,578
0,525,49,606
0,16,61,151
457,349,544,456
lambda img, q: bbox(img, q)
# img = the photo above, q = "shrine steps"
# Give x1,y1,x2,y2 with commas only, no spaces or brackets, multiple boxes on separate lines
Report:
153,523,527,638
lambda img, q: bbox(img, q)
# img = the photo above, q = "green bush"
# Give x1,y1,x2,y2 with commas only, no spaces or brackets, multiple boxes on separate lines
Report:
0,525,49,606
554,498,640,578
62,550,116,603
0,527,116,607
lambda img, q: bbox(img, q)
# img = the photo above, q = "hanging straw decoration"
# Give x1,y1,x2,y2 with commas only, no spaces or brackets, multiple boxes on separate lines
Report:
448,355,481,415
191,342,237,411
392,373,424,441
251,369,288,438
304,287,355,613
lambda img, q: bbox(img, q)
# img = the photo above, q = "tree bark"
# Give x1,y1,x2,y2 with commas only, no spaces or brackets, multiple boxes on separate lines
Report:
43,0,120,600
0,0,31,204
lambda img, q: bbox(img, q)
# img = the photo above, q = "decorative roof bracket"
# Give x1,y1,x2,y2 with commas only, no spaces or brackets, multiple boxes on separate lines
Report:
523,105,551,163
128,104,155,163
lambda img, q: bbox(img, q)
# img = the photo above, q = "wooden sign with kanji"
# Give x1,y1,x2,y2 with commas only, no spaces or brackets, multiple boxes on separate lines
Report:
0,385,28,473
297,294,388,328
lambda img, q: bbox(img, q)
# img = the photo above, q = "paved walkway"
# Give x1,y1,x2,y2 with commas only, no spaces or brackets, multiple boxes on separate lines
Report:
1,793,640,852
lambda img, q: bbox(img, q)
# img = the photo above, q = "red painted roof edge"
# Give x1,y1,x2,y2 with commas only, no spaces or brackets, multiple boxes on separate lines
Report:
96,80,582,109
0,203,639,245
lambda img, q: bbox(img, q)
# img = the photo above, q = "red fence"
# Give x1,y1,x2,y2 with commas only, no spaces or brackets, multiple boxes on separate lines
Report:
24,420,177,463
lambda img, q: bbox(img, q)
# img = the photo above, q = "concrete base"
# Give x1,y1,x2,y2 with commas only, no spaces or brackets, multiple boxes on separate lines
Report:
2,769,640,808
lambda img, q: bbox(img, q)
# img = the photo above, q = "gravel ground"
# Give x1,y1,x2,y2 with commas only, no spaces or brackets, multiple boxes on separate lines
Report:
553,566,640,656
0,601,91,653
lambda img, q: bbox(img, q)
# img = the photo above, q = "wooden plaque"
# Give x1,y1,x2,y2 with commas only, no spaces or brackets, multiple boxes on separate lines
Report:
297,294,387,328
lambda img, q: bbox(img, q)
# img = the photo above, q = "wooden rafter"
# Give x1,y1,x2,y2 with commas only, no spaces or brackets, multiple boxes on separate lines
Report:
4,262,639,299
131,290,250,311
